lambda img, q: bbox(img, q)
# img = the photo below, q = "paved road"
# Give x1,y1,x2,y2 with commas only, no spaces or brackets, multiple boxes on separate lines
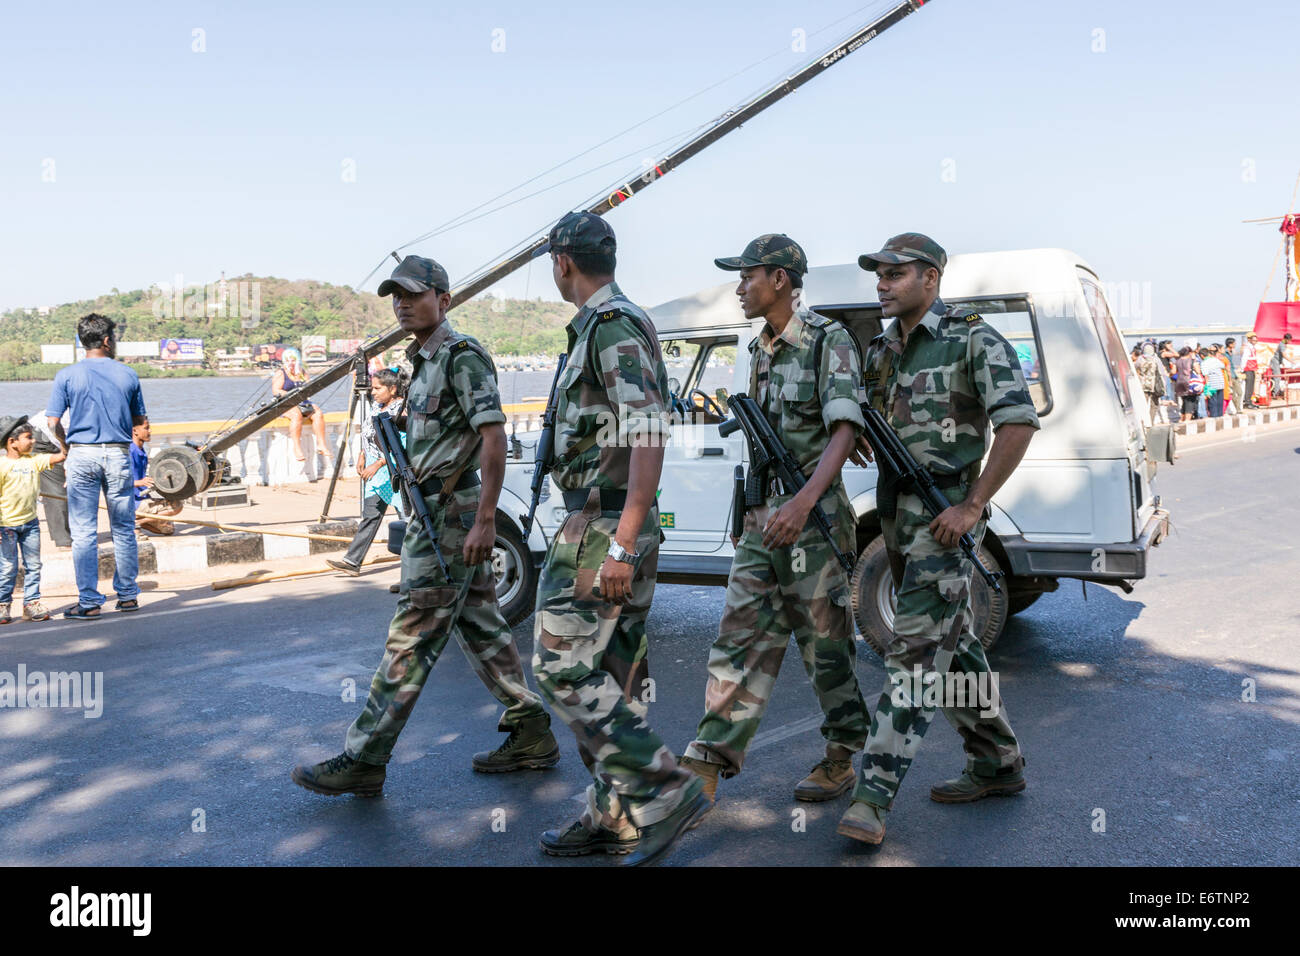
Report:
2,425,1298,866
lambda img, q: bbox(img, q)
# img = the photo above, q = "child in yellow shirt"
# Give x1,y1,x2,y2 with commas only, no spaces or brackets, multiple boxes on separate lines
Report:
0,416,68,624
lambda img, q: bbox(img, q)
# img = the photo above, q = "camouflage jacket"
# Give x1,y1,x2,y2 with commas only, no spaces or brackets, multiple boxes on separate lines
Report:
863,298,1039,479
552,281,671,492
749,309,866,478
403,322,506,483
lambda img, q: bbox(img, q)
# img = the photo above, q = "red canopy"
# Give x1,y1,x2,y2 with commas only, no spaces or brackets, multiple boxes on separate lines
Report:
1253,301,1300,342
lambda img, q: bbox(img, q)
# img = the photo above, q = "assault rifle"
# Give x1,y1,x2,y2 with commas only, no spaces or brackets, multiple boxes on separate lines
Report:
520,353,568,536
719,393,855,574
858,398,1002,592
374,410,451,580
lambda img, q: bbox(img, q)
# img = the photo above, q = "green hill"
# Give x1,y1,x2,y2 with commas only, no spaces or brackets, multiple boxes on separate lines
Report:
0,276,573,379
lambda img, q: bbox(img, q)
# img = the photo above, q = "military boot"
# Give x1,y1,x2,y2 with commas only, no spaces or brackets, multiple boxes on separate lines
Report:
679,755,720,830
539,819,639,857
930,768,1026,804
290,752,385,797
793,749,855,802
837,800,886,846
471,716,561,773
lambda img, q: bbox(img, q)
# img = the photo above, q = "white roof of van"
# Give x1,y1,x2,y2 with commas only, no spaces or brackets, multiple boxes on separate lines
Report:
649,248,1098,336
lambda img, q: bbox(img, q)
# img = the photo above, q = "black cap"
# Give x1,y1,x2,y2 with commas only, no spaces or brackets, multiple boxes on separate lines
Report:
0,415,29,448
377,256,451,297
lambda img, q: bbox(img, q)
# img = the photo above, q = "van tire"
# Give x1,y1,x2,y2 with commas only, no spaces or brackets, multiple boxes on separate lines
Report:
849,536,1009,658
493,519,537,628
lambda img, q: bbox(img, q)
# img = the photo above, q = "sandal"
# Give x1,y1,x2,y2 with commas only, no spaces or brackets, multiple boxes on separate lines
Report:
64,604,102,620
115,599,140,612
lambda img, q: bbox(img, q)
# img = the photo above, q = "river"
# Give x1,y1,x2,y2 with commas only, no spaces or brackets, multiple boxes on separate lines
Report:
0,361,728,425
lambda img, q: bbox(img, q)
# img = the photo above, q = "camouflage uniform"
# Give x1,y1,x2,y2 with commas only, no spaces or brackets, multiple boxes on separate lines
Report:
685,307,871,777
531,277,697,835
854,293,1039,808
344,320,548,765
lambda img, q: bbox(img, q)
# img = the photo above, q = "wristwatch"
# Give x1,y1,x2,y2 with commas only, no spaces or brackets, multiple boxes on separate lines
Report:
607,541,639,565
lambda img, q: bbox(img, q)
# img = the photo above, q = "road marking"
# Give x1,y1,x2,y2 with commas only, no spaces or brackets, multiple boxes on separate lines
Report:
751,714,823,751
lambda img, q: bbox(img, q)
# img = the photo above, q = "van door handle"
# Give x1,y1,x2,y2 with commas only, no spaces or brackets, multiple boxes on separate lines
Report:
700,447,726,457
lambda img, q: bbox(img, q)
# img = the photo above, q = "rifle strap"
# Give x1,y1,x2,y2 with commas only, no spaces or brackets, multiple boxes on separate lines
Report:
556,430,599,467
436,441,480,504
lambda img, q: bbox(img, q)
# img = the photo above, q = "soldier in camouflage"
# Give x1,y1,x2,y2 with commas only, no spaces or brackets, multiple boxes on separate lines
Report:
679,234,872,815
291,255,558,798
532,212,707,866
838,233,1039,846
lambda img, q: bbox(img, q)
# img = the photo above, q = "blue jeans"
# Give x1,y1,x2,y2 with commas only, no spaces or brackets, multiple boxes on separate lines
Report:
0,518,42,606
67,445,139,607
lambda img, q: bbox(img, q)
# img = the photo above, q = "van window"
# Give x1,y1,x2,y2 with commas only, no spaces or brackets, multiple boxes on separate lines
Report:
1077,269,1135,411
814,298,1051,414
960,297,1051,415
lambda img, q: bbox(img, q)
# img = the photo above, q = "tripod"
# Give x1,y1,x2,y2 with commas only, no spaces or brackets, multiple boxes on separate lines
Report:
319,349,371,522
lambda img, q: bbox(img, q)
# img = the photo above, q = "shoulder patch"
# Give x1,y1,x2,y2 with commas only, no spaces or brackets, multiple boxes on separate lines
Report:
964,313,982,323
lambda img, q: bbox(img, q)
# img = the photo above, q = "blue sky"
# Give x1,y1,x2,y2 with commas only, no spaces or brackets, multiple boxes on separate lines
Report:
1,0,1296,328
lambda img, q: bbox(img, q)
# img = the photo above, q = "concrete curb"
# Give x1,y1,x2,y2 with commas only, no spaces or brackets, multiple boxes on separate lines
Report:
27,519,362,589
1174,404,1299,439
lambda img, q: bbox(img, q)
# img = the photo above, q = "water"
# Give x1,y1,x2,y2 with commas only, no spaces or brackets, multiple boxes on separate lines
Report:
0,363,732,425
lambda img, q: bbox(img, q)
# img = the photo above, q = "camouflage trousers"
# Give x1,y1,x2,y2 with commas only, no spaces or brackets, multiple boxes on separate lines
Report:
854,488,1023,809
685,487,870,777
345,485,547,765
532,491,695,834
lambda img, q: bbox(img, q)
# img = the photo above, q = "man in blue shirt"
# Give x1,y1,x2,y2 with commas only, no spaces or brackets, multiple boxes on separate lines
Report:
46,313,149,619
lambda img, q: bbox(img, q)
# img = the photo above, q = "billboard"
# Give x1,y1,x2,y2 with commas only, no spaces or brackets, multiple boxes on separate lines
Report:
301,336,327,363
329,338,363,356
41,341,158,364
117,341,160,359
159,338,203,363
41,344,82,364
252,344,287,365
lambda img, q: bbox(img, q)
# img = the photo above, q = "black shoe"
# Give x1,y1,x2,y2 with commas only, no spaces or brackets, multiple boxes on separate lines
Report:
539,819,639,857
115,598,140,612
327,559,361,577
623,785,709,867
290,752,385,797
63,604,102,620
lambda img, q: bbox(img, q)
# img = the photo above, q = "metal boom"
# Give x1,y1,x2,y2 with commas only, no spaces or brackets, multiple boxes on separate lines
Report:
198,0,930,455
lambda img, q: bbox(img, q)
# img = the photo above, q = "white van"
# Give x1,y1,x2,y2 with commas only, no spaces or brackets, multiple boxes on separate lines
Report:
495,248,1173,652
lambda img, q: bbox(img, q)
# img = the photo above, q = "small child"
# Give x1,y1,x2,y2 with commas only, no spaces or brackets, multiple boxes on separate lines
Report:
131,418,178,536
0,416,67,624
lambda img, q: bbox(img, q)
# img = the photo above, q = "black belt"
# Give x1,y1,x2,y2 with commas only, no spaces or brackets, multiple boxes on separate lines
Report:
930,470,967,491
417,470,481,498
562,487,628,512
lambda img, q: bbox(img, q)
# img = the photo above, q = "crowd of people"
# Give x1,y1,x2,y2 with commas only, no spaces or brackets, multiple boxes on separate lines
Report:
1131,332,1294,424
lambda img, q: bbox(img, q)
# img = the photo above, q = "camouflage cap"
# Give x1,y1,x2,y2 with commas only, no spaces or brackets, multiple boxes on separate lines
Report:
545,212,616,256
714,233,808,275
377,256,450,297
857,232,947,274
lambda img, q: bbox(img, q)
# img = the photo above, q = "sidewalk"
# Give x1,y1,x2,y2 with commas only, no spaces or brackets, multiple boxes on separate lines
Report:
1171,401,1300,440
32,480,386,596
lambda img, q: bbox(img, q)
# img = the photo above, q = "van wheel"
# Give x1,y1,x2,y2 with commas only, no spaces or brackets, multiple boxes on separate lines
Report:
492,520,536,628
849,537,1009,659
